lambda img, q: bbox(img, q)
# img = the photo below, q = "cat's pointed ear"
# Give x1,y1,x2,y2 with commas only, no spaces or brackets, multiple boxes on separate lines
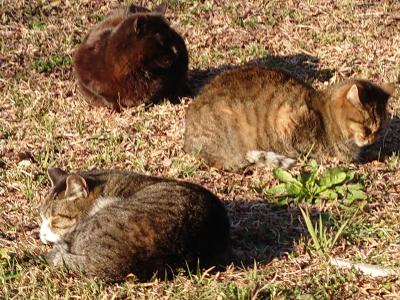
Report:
380,83,396,96
153,3,166,15
65,175,88,198
127,4,147,14
48,168,68,187
346,84,361,107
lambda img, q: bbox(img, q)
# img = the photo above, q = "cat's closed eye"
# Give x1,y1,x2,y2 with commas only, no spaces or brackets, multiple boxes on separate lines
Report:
51,216,76,228
51,221,70,230
364,127,372,135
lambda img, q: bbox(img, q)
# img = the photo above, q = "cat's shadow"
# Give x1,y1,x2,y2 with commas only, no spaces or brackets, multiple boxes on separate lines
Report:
185,53,334,97
225,199,332,267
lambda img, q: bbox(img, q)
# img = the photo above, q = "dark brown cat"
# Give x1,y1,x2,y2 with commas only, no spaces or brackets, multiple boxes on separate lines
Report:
184,66,395,172
39,168,231,282
73,4,188,111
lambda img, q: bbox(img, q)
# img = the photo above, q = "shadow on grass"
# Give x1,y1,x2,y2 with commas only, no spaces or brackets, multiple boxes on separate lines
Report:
359,117,400,162
185,53,334,97
225,199,332,267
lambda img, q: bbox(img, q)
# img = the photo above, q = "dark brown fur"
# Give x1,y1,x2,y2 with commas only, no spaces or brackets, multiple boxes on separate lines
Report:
184,66,395,171
39,168,231,282
73,4,188,111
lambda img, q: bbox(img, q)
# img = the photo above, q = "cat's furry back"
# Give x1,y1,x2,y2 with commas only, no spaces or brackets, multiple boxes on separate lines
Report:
73,4,188,111
184,66,395,171
39,168,231,281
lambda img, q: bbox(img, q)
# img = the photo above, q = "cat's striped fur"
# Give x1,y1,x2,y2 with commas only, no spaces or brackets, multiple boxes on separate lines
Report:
40,168,231,281
184,66,395,172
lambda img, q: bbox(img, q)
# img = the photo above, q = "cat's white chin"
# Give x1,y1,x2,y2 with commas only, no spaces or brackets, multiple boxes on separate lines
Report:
40,219,61,244
354,139,370,147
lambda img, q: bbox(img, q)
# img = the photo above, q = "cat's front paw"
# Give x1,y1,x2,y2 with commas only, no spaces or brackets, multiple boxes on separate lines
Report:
46,249,64,266
45,244,69,266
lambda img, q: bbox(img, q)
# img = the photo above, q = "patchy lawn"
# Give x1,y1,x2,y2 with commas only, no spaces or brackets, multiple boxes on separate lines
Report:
1,0,399,299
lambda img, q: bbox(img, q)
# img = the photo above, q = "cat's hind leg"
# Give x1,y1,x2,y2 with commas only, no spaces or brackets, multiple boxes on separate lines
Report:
246,150,295,169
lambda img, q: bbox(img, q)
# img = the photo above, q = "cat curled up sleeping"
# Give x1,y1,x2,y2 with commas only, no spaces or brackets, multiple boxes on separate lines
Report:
184,66,396,172
73,4,188,111
39,168,231,282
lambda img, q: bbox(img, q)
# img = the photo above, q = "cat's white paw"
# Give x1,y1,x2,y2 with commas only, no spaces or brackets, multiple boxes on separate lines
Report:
246,150,265,163
265,152,296,168
246,150,295,169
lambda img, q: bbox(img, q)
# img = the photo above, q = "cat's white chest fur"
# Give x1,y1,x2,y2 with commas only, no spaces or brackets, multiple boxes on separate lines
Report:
40,218,61,244
88,196,120,216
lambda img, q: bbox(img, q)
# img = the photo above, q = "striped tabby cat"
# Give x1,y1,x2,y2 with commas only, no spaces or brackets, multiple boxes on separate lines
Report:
39,168,231,281
184,66,395,172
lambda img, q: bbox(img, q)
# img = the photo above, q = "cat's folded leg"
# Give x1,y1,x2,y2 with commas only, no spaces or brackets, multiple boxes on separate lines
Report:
246,150,295,169
46,244,87,271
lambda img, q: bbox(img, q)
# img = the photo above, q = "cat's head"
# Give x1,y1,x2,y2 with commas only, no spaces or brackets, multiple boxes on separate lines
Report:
331,80,396,147
39,168,93,245
108,7,188,77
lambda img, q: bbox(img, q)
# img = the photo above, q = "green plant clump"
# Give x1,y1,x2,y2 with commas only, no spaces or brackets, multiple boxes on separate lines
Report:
33,55,72,73
267,160,367,205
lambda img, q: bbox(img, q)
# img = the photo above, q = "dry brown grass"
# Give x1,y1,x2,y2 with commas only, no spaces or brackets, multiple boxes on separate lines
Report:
1,0,400,299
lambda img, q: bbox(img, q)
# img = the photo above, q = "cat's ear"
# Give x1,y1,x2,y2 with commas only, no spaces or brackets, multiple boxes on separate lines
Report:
133,16,146,35
65,175,88,198
127,4,147,14
346,84,361,107
48,168,68,187
153,3,166,15
380,83,396,96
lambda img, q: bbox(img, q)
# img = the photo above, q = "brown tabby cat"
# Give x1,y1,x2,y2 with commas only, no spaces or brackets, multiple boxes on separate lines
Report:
73,4,188,111
39,168,231,281
184,66,395,172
